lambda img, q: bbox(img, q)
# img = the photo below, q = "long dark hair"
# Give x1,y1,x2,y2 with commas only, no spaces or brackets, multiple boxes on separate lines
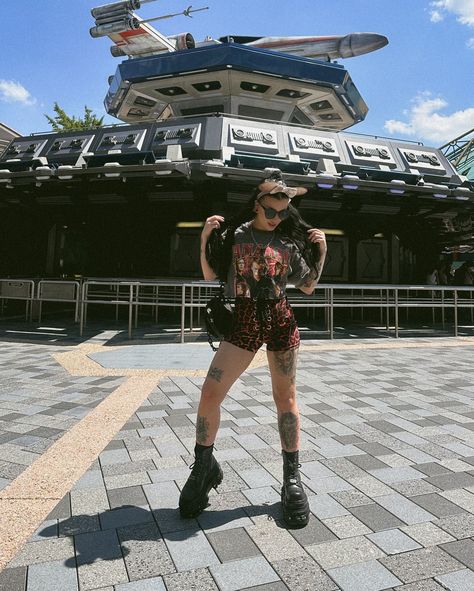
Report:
206,175,320,282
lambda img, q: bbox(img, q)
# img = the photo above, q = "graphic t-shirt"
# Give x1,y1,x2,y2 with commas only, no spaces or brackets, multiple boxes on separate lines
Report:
225,221,314,300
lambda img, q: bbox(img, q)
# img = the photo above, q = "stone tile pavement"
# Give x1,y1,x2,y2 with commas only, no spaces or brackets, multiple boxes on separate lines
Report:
1,330,474,590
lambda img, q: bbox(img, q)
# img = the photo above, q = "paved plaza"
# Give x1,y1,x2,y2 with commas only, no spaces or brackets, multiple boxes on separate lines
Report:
1,326,474,591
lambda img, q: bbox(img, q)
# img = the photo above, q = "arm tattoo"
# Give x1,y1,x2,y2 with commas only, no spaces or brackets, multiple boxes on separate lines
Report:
196,415,210,444
273,349,297,383
207,365,223,382
278,412,298,450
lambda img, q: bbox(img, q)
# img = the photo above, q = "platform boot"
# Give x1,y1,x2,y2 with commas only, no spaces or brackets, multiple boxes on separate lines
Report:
281,450,310,528
179,444,223,518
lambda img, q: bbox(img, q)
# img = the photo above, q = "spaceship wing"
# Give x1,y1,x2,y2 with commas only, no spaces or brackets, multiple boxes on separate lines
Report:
108,19,175,57
218,35,263,44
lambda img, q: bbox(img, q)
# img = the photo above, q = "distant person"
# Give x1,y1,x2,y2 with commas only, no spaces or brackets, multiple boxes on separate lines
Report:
437,262,450,286
464,264,474,286
453,262,468,285
425,267,439,286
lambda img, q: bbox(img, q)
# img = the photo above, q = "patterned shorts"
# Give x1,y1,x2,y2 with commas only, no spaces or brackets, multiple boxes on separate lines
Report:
225,297,300,353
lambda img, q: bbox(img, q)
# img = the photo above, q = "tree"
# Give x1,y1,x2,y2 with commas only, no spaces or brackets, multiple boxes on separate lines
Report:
45,102,104,130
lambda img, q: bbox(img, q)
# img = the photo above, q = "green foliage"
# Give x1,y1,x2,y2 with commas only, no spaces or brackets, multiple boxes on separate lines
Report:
45,102,104,130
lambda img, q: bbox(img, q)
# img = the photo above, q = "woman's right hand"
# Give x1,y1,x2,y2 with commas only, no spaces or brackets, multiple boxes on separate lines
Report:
201,215,225,241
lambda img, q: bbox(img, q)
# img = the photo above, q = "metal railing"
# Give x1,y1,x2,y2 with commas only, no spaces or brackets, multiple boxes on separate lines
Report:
36,280,80,323
0,279,35,321
1,278,473,341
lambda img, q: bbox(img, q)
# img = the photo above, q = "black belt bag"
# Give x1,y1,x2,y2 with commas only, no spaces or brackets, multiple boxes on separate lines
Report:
205,283,234,351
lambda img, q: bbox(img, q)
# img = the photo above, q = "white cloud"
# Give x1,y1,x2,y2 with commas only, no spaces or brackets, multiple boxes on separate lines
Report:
0,80,36,105
467,36,474,47
430,9,444,22
429,0,474,26
384,92,474,144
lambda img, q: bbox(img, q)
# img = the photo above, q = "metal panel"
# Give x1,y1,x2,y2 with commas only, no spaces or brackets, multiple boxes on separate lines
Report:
286,130,341,162
0,138,49,162
357,239,388,283
343,139,398,169
227,122,279,154
323,237,349,281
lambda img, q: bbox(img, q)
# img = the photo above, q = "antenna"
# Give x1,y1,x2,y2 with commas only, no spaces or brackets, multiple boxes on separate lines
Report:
90,2,209,37
141,6,209,24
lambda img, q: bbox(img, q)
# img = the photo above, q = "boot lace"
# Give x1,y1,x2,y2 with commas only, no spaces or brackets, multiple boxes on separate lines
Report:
188,457,204,481
285,461,302,484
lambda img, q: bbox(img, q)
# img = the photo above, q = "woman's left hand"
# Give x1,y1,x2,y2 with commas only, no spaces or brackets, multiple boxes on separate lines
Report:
307,228,327,251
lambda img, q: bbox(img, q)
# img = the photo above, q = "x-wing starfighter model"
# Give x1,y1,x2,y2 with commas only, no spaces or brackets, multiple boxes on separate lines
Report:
91,0,389,128
90,0,388,61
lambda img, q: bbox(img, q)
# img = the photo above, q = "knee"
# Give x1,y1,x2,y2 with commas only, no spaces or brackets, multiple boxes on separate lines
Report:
201,382,225,405
273,388,297,411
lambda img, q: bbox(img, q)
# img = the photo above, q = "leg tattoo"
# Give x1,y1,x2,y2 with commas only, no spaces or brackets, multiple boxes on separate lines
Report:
207,366,223,383
196,415,210,444
278,411,298,451
273,349,297,384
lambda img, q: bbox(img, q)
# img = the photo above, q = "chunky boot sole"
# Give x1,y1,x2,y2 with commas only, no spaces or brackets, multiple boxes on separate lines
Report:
179,464,223,518
281,487,310,528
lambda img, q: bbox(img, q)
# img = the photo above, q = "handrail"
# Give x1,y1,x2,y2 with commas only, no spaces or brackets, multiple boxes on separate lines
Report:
0,279,35,321
36,280,80,323
0,277,473,341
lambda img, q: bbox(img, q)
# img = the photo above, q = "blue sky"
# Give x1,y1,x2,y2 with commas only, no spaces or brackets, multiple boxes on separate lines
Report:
1,0,473,146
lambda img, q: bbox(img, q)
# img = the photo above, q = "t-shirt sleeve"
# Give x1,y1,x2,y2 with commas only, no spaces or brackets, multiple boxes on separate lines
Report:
287,246,315,288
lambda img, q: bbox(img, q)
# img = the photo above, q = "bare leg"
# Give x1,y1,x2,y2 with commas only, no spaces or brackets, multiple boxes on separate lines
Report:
266,347,299,452
196,341,256,445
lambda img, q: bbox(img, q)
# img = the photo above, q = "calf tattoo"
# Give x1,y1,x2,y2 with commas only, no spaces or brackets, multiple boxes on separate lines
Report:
196,415,210,444
207,365,223,382
278,411,298,450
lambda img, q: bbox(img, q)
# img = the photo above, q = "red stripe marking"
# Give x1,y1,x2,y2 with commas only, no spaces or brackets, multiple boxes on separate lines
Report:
119,28,148,39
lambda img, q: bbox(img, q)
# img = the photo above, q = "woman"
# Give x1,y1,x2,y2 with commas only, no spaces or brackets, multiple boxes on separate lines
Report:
179,175,327,527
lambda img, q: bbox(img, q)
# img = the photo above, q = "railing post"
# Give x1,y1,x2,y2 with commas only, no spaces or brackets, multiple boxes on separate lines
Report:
180,284,186,343
394,288,399,338
454,289,458,337
329,287,334,340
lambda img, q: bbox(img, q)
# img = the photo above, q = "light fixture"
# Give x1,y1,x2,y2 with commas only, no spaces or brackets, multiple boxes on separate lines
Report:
203,160,225,178
341,174,360,190
389,179,406,195
35,166,53,181
320,228,345,236
316,174,337,189
453,186,472,201
154,159,173,176
57,165,74,180
103,162,121,178
176,222,205,228
0,170,12,184
430,184,450,199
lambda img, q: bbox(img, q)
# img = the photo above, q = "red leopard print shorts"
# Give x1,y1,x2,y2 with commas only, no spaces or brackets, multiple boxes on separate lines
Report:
225,297,300,352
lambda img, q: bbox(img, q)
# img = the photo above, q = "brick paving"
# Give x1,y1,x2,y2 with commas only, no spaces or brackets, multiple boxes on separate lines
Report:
1,331,474,590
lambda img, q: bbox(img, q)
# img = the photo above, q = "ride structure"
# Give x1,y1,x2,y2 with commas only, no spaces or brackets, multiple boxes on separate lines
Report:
0,2,473,282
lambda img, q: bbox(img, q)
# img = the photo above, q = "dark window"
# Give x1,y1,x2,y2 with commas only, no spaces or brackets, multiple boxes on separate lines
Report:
319,113,342,121
277,89,310,99
310,100,332,111
240,82,270,93
134,96,157,107
156,87,187,96
192,81,222,92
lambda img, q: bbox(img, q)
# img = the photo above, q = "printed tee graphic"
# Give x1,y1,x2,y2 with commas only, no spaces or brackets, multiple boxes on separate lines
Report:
233,243,290,299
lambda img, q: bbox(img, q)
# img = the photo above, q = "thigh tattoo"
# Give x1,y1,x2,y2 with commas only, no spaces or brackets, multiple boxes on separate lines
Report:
273,349,297,382
207,365,223,382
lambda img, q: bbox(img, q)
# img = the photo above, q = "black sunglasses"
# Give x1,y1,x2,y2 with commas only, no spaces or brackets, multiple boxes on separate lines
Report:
259,203,290,220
